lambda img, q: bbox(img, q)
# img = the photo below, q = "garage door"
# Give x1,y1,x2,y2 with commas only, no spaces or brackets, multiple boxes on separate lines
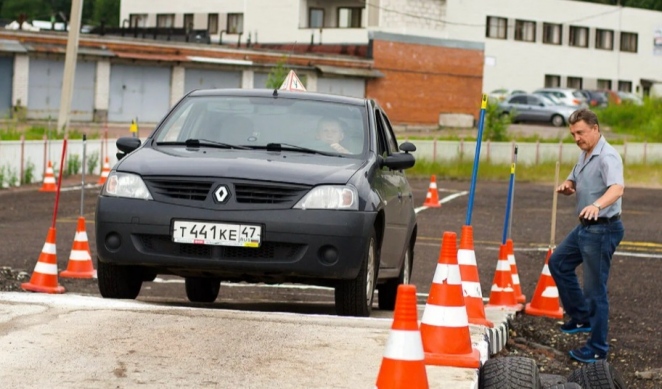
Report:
184,68,241,93
108,64,171,123
27,58,96,121
317,77,365,98
253,73,269,89
0,56,12,117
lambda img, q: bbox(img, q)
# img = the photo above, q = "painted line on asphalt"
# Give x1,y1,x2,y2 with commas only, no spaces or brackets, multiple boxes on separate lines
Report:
414,190,468,214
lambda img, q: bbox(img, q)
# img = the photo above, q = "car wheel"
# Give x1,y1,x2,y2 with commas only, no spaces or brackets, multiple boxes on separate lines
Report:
479,356,542,389
185,277,221,303
335,229,377,317
567,360,626,389
551,114,565,127
97,260,143,299
377,243,413,310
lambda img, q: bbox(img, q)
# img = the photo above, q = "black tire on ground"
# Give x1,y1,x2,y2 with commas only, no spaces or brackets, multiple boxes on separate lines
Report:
567,360,627,389
551,114,565,127
335,229,378,317
479,356,542,389
185,277,221,303
377,242,413,310
547,384,582,389
97,259,143,299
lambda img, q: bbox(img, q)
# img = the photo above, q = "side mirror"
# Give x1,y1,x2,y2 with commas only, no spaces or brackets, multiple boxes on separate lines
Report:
116,137,141,160
383,153,415,170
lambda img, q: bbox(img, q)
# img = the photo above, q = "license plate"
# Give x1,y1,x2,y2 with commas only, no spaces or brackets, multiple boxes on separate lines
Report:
172,220,262,248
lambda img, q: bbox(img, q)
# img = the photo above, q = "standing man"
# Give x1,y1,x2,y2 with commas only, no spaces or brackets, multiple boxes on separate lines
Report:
549,108,625,363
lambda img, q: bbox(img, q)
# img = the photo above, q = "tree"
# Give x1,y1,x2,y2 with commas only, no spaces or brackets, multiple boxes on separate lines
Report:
91,0,119,27
1,0,51,21
265,58,289,89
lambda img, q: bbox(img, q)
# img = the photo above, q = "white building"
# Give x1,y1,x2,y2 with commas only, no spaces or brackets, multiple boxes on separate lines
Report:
120,0,662,96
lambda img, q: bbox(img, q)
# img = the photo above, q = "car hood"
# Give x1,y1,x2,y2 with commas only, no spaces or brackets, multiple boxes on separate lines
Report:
116,146,366,185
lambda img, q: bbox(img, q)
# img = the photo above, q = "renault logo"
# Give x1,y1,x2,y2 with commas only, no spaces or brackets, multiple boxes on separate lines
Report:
214,185,230,203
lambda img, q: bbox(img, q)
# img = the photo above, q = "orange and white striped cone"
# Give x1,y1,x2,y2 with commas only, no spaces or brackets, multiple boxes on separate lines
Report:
60,216,97,279
420,231,481,368
21,227,65,294
375,284,429,389
525,248,564,319
98,157,110,185
506,239,526,303
458,225,493,328
39,161,57,192
486,244,523,310
422,175,440,208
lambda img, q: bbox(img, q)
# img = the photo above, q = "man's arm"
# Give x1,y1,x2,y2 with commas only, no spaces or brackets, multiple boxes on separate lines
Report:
556,180,576,196
591,184,624,210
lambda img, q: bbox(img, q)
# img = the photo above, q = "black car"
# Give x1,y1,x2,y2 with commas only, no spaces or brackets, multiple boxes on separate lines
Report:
95,88,418,317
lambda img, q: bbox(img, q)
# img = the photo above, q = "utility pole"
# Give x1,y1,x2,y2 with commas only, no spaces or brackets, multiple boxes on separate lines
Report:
56,0,83,137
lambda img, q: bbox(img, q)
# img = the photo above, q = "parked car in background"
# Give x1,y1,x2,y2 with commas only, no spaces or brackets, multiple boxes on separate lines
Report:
489,88,527,102
533,88,587,107
618,91,644,106
579,90,608,107
498,93,577,127
95,88,419,317
595,89,622,105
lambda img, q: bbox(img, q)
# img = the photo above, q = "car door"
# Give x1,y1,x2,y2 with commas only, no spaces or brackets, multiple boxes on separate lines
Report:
526,95,550,122
507,95,530,122
374,109,410,270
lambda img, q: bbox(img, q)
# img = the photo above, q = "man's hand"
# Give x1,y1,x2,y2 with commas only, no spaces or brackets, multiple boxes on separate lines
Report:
557,180,576,196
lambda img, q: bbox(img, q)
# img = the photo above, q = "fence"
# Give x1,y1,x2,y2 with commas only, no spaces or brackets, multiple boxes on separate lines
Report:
0,138,661,187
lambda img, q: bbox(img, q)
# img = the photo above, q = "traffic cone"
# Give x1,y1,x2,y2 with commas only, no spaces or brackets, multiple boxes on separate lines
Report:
375,284,429,389
506,239,526,303
486,244,523,310
420,231,481,368
60,216,97,278
39,161,57,192
458,225,493,328
98,157,110,185
525,248,564,319
422,175,440,208
21,227,65,294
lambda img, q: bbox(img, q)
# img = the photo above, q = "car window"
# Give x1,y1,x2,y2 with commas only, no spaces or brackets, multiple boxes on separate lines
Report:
572,91,585,98
154,96,368,156
379,111,399,155
527,95,542,105
374,111,388,157
509,95,528,104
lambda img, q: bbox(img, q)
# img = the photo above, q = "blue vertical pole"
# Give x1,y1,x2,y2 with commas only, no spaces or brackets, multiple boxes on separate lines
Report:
465,94,488,226
502,147,517,244
507,145,518,240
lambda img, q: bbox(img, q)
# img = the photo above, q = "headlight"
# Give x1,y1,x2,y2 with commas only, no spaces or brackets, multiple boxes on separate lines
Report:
102,172,153,200
294,185,358,210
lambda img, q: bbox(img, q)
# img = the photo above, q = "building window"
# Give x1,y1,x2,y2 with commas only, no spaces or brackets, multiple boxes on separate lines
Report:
595,29,614,50
620,32,638,53
545,74,561,88
309,8,324,28
569,26,589,48
567,77,583,89
129,14,147,28
227,13,244,34
208,13,219,34
183,14,194,30
514,20,536,42
156,14,175,28
618,81,632,92
486,16,507,39
542,23,562,45
597,79,612,90
338,7,362,28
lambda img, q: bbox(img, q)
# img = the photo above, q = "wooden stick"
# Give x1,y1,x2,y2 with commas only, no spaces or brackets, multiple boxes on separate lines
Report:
550,161,560,247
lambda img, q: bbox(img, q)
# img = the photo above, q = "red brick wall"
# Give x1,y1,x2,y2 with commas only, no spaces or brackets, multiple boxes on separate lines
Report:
366,39,484,126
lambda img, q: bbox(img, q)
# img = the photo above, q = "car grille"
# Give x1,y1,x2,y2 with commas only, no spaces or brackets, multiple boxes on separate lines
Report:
135,234,304,261
146,179,213,201
234,183,309,204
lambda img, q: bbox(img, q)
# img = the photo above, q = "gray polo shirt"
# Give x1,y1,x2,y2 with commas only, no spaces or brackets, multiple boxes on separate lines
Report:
567,135,623,217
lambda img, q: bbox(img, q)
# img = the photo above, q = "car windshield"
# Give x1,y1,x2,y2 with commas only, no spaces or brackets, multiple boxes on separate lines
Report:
538,94,559,106
154,95,368,156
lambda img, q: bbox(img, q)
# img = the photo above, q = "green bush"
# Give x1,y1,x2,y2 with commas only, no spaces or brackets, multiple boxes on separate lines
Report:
22,159,35,185
87,151,100,175
596,97,662,142
483,101,511,142
66,154,82,176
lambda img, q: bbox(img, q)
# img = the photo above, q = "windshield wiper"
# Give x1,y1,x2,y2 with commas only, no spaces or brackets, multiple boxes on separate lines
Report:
259,143,344,157
156,139,251,150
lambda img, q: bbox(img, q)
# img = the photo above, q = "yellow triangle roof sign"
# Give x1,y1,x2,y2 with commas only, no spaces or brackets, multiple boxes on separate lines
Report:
279,70,307,92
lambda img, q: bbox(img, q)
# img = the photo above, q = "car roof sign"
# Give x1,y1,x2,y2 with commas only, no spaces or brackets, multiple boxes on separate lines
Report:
279,70,307,92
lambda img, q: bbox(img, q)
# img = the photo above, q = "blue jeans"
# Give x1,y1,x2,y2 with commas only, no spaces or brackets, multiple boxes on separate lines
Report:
549,220,624,355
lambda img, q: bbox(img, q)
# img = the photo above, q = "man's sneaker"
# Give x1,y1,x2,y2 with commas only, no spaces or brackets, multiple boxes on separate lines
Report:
560,319,591,334
569,346,606,363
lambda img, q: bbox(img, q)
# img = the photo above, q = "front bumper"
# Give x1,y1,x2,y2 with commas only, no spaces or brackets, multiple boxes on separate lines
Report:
95,196,376,283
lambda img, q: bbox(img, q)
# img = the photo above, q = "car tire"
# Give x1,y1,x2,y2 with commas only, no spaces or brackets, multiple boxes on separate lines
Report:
479,356,542,389
97,260,143,299
335,229,378,317
551,114,565,127
567,360,626,389
185,277,221,303
377,242,412,310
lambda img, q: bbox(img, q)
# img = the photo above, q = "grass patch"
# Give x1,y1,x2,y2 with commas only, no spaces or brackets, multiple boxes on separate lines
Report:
596,98,662,142
0,126,102,141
